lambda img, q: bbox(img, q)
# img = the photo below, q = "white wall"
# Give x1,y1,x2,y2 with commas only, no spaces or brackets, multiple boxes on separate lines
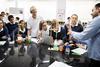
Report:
17,0,57,21
0,0,100,22
0,0,57,21
66,0,94,22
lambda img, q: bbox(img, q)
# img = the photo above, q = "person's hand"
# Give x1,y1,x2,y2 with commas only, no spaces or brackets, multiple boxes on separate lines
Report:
26,36,31,41
17,34,22,37
67,29,72,35
16,35,23,44
16,40,23,44
64,42,69,46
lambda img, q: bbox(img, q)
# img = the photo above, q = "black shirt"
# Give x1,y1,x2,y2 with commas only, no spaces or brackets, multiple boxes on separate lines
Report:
0,28,8,41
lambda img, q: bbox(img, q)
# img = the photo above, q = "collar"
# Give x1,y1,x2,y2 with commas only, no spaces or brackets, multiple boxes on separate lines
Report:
19,28,25,33
57,26,61,32
0,28,3,32
74,21,78,26
9,22,15,24
70,21,79,27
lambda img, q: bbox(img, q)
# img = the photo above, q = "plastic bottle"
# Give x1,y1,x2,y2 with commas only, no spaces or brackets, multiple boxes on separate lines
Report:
65,45,70,56
53,39,58,51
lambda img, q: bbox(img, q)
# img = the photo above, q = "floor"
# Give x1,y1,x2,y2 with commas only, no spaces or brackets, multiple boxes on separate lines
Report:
0,46,50,67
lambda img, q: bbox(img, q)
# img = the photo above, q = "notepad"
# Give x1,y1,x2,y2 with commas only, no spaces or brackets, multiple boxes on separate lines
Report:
49,61,72,67
0,41,6,45
71,48,87,55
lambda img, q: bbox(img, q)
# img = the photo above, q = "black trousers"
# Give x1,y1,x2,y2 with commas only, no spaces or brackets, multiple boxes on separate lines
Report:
89,59,100,67
0,41,8,54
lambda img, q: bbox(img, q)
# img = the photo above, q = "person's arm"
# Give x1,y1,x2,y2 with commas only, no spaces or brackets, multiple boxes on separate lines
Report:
27,29,32,36
27,20,32,36
78,24,83,32
72,16,100,40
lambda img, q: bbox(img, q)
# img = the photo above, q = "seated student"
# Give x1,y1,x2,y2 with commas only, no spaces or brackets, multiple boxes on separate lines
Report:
49,19,63,40
6,15,18,41
0,21,8,41
0,20,9,60
0,14,3,21
37,20,51,60
15,20,28,56
49,19,64,51
63,14,83,44
16,20,28,38
37,20,49,43
61,14,84,58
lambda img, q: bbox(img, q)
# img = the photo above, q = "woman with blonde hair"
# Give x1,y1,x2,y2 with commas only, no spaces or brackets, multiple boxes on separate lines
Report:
49,19,64,52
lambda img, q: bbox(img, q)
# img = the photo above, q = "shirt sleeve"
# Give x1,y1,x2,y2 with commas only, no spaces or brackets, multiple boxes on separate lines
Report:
27,19,31,29
72,16,100,40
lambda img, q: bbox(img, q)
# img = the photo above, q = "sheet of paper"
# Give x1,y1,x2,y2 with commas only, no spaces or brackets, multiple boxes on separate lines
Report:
0,58,5,63
9,41,15,44
49,61,72,67
0,41,6,45
71,48,87,55
31,38,38,43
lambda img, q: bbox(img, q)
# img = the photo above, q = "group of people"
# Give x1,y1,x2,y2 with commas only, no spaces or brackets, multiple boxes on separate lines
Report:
0,3,100,67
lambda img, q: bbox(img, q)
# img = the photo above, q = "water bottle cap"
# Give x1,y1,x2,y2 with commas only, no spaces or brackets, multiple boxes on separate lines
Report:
66,45,70,48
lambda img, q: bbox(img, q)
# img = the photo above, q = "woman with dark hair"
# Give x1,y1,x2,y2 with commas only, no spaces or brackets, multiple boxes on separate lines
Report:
17,20,28,38
49,19,64,52
37,20,49,43
0,20,8,41
0,20,9,60
16,20,28,56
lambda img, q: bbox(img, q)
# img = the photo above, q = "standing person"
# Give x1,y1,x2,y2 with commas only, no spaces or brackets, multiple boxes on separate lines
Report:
70,3,100,67
27,6,43,38
27,6,43,67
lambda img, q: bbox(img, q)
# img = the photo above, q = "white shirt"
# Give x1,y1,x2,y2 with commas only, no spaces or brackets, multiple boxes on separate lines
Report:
0,28,3,32
19,28,25,33
27,16,43,37
3,16,9,23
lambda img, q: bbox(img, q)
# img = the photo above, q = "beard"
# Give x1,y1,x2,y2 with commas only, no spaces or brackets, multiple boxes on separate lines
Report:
91,13,98,19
